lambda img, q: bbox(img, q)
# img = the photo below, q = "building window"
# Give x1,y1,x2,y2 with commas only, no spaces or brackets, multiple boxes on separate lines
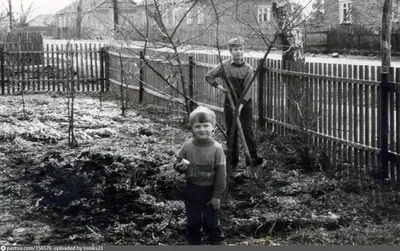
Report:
340,1,352,24
187,9,194,25
197,9,204,24
164,12,172,26
257,6,271,22
171,9,184,26
185,7,204,25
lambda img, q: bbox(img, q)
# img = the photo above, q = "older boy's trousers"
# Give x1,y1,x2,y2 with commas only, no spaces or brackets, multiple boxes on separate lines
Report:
184,180,222,245
224,100,258,166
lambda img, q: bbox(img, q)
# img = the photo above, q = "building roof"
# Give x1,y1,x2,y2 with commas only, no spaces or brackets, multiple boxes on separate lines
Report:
28,14,54,27
55,0,137,15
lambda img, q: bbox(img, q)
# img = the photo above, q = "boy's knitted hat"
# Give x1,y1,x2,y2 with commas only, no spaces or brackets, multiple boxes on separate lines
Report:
228,37,245,50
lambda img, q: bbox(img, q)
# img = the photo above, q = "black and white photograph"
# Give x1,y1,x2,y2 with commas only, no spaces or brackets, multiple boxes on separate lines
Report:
0,0,400,247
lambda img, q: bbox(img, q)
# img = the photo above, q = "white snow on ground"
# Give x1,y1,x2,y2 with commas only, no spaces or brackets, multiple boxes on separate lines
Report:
44,39,400,67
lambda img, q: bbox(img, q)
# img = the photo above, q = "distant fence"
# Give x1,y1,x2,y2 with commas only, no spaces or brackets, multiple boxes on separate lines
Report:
1,31,44,65
0,42,107,95
0,31,43,48
11,27,53,37
305,26,400,55
105,45,400,183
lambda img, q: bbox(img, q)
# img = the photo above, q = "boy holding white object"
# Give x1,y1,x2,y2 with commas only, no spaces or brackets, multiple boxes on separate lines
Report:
174,106,226,245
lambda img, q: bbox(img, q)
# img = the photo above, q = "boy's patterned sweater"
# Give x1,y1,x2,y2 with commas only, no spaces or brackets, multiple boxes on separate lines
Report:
174,137,226,198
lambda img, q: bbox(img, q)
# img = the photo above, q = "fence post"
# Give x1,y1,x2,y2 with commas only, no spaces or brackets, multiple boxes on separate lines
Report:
1,45,4,95
104,46,110,92
100,47,105,92
188,56,194,112
380,72,390,179
258,58,266,130
139,51,144,104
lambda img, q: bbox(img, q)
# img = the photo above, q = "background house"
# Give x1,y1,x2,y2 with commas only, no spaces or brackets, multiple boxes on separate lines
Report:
124,0,276,49
51,0,277,49
28,14,54,27
305,0,400,54
323,0,400,29
52,0,137,39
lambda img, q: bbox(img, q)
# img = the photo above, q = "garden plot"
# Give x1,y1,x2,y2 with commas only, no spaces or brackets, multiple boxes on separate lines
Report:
1,94,400,245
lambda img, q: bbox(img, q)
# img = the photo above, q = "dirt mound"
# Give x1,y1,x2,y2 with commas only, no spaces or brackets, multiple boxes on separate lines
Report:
6,150,188,245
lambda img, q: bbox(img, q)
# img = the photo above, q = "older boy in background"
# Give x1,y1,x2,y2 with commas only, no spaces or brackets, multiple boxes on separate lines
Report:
205,37,263,169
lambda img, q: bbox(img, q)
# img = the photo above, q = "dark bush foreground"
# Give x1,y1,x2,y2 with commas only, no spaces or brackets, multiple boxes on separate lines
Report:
1,95,400,246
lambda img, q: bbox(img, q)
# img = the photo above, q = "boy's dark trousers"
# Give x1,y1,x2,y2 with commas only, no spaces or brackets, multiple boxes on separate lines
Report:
184,180,223,245
224,99,258,166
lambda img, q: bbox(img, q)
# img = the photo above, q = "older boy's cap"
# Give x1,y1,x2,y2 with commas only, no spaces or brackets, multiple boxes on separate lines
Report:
228,37,245,46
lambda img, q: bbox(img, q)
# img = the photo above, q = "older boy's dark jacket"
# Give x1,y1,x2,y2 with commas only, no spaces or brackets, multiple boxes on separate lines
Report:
205,58,253,104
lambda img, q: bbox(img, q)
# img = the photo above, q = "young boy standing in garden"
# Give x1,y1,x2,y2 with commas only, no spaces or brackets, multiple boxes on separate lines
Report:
174,106,226,245
205,37,263,169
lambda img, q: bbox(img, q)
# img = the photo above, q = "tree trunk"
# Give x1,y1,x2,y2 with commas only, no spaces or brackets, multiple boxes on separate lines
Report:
380,0,393,180
8,0,12,32
382,0,393,72
282,28,305,62
76,0,83,39
274,3,306,128
274,3,305,62
113,0,119,35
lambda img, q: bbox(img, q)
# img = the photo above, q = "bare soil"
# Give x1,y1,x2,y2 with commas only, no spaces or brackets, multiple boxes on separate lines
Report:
1,94,400,246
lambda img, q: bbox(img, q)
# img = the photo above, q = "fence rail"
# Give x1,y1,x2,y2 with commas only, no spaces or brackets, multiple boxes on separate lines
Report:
305,26,400,55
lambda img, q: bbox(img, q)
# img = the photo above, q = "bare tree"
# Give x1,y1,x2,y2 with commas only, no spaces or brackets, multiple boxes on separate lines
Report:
0,0,37,29
65,43,78,147
102,0,214,115
0,1,8,23
16,0,35,28
204,0,314,189
8,0,12,31
93,0,315,192
307,0,324,28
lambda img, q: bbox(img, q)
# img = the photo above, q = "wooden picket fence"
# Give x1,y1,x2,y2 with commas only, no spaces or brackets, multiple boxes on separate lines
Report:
1,40,399,183
0,42,108,95
104,45,400,183
264,60,400,183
